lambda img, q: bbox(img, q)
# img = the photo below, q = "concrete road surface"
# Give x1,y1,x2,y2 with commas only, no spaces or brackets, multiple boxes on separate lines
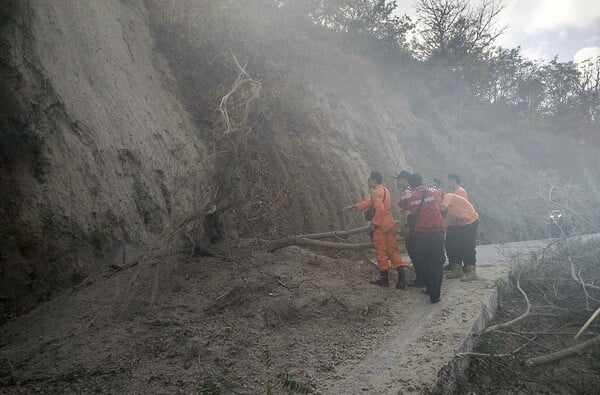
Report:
321,236,592,394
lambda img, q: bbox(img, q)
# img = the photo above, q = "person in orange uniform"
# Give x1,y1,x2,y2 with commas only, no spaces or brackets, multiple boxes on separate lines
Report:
345,171,407,289
445,173,468,272
440,193,479,281
447,173,468,199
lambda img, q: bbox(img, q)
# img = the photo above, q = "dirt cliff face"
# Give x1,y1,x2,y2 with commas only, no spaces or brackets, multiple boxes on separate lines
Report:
0,1,210,312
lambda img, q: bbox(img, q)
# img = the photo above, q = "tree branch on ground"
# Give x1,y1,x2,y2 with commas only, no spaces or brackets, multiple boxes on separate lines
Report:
525,335,600,366
485,272,531,332
457,351,512,358
575,307,600,339
263,221,402,252
570,259,600,291
295,224,372,240
266,237,374,253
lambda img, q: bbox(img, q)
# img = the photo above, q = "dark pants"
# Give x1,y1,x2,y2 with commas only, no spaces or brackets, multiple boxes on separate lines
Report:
445,226,461,265
405,229,423,282
415,231,446,301
446,220,478,267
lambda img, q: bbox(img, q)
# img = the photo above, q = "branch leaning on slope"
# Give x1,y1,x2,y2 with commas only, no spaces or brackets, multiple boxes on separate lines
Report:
218,53,262,139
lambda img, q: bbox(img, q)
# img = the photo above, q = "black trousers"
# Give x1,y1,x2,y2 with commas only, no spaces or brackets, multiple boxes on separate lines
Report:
415,231,446,301
445,226,461,265
405,229,423,281
446,220,478,267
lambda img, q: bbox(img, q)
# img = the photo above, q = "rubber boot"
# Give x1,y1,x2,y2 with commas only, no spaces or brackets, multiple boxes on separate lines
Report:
461,266,478,282
371,271,389,287
446,264,463,279
396,267,407,290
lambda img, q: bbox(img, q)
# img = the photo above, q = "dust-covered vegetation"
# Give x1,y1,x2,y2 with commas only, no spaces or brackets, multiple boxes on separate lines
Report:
146,0,600,243
458,238,600,393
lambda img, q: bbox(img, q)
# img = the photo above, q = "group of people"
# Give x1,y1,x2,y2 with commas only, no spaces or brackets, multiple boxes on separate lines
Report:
345,170,479,304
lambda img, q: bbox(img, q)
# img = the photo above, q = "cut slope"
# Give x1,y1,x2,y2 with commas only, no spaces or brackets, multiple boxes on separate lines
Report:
1,0,209,311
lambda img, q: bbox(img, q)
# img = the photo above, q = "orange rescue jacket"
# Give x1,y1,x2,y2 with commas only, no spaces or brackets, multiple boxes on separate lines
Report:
354,184,396,230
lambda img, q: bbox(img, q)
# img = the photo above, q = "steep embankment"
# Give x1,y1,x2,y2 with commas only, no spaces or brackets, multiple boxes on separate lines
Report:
0,1,209,312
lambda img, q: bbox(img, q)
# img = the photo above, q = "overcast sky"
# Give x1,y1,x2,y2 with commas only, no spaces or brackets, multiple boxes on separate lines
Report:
397,0,600,63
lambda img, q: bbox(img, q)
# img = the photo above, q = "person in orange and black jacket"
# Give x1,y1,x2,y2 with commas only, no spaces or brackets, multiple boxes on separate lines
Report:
399,173,446,303
345,171,407,289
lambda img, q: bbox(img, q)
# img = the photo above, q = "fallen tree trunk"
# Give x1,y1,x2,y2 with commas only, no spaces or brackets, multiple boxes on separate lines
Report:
264,221,403,252
266,237,373,252
296,224,371,240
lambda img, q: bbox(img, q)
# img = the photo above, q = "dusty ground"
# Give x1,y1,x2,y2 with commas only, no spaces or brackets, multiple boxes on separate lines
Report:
0,241,507,395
